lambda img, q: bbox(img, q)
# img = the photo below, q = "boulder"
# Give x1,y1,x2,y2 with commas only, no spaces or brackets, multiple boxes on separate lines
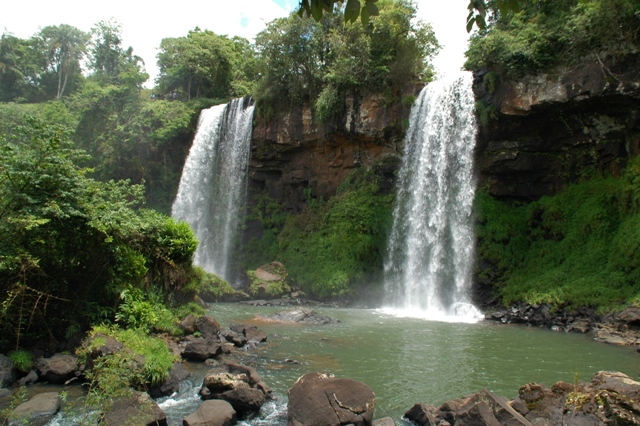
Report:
184,400,237,426
0,355,16,387
249,262,290,298
16,370,38,386
182,337,223,361
179,314,197,334
254,261,287,282
196,315,221,339
456,390,532,426
102,391,167,426
82,333,125,360
220,328,247,347
148,362,191,398
11,391,61,426
35,353,78,384
200,361,272,416
405,402,439,426
287,372,376,426
229,323,267,343
256,308,339,325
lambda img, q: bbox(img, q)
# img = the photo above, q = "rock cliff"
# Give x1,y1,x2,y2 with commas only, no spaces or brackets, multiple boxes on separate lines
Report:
248,88,419,212
474,53,640,200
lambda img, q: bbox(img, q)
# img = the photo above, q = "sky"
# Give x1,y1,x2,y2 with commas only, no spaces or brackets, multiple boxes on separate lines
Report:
1,0,472,87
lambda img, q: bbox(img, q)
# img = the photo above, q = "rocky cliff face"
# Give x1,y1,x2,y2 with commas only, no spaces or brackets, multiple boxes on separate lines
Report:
248,88,419,213
474,53,640,200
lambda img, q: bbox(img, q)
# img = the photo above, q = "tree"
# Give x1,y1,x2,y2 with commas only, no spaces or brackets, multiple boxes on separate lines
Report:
297,0,523,32
156,29,241,100
88,19,148,89
37,25,89,99
0,116,198,349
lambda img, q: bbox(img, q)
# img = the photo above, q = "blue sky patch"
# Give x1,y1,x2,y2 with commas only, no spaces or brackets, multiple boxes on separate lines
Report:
272,0,299,11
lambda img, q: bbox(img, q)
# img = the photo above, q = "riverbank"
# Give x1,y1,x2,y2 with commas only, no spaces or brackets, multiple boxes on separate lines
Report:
0,302,637,424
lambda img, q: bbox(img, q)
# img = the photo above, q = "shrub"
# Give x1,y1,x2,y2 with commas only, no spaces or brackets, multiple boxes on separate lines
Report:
8,350,33,373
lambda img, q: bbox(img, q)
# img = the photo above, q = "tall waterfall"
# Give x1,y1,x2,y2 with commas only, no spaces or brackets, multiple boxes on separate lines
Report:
383,73,482,322
172,97,254,282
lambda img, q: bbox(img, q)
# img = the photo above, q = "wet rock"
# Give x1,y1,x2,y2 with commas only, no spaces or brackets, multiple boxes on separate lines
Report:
184,400,236,426
196,315,221,339
287,372,376,426
148,362,191,398
182,337,223,361
0,355,16,387
180,314,197,334
200,361,273,416
220,328,247,347
83,333,125,359
229,323,267,343
405,402,438,425
16,370,38,386
35,353,78,384
11,391,61,426
102,391,167,426
256,308,339,325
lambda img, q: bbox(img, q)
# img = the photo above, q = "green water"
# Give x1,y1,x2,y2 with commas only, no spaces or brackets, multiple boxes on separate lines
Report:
209,303,639,420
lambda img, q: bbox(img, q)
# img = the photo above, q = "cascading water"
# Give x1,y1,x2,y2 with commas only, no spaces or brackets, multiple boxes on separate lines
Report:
171,97,254,282
383,72,483,322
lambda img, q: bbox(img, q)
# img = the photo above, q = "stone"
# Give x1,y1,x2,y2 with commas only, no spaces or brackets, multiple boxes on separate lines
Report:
180,314,197,334
182,338,223,361
195,315,221,339
200,361,273,416
287,372,376,426
221,328,247,347
183,400,237,426
102,391,167,426
16,370,38,386
0,354,16,387
83,333,125,359
148,362,191,398
11,391,61,426
35,353,78,384
404,403,438,426
254,261,286,282
229,324,267,343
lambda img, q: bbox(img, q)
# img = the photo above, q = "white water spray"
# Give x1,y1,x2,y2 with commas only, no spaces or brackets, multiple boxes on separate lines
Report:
172,97,254,282
383,73,483,323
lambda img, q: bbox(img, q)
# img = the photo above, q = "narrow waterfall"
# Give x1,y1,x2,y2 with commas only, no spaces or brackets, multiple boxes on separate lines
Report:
383,73,482,322
172,97,254,282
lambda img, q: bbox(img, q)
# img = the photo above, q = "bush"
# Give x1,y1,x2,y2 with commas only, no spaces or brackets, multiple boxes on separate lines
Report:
476,161,640,309
465,0,640,77
8,350,33,373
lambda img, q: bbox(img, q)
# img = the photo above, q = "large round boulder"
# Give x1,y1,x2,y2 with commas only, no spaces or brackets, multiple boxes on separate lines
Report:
184,400,236,426
200,361,273,417
11,391,61,426
35,353,78,384
287,372,376,426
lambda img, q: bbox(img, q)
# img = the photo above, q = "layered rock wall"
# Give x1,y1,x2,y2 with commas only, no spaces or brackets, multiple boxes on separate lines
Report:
474,53,640,200
248,88,419,213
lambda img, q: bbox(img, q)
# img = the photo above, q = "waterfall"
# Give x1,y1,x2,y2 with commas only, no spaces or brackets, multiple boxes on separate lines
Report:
171,97,254,282
383,73,482,322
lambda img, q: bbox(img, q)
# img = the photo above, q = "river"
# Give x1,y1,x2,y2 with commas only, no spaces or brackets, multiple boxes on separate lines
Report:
153,303,638,425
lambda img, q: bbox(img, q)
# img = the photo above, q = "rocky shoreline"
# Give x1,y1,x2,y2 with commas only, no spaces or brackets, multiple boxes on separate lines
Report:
483,303,640,350
0,303,638,425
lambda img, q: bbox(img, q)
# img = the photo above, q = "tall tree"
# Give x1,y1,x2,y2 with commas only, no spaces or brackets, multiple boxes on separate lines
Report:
37,25,89,99
88,19,148,89
156,29,241,100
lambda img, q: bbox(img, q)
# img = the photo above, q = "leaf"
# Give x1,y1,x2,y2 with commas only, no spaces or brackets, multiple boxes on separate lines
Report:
467,16,476,33
311,0,323,21
365,1,379,17
346,0,360,11
361,6,370,26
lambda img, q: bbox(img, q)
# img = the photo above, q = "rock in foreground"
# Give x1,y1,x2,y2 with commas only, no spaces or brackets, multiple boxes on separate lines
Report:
406,371,640,426
184,400,237,426
288,372,375,426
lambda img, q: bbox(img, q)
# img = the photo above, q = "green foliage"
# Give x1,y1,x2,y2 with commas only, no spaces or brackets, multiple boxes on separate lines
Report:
180,267,236,301
8,349,33,373
115,286,159,332
245,166,394,298
255,0,439,121
247,265,291,297
476,160,640,309
0,117,198,350
157,29,253,100
465,0,640,76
